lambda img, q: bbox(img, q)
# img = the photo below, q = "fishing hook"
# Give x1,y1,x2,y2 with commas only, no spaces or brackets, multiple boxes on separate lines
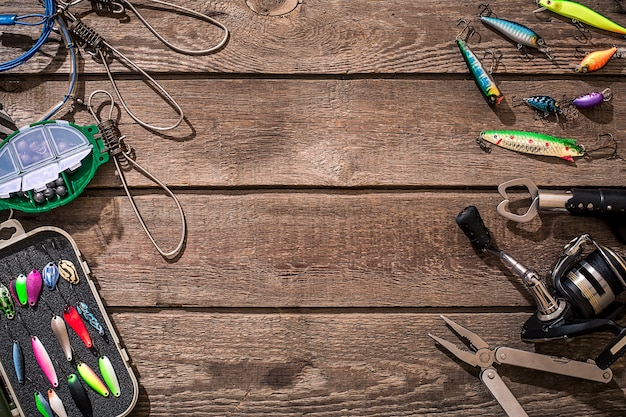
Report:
456,19,481,43
483,48,503,73
572,19,591,43
478,3,494,18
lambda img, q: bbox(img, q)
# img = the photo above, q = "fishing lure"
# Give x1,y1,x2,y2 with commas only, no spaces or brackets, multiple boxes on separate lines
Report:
455,23,504,107
67,374,93,417
35,391,54,417
51,314,73,361
77,302,105,336
479,12,553,59
48,388,68,417
575,46,618,72
58,259,79,284
31,336,58,387
572,88,612,109
0,283,15,319
536,0,626,35
478,130,585,162
42,262,60,290
77,361,110,397
27,269,42,306
99,355,121,397
63,305,93,349
12,339,24,384
11,274,28,306
522,95,561,117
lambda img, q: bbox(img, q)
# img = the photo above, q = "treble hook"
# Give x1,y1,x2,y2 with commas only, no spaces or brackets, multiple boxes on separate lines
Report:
572,19,591,43
585,133,620,160
483,48,503,73
84,90,187,259
532,5,552,22
478,3,493,18
456,19,480,43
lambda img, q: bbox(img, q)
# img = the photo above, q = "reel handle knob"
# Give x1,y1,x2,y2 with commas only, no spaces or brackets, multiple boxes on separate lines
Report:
456,205,492,250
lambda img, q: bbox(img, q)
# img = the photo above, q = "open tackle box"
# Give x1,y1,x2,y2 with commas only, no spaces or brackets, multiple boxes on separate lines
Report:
0,219,137,416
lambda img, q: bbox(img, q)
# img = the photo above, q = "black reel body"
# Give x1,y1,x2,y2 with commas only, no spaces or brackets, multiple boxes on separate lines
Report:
456,206,626,369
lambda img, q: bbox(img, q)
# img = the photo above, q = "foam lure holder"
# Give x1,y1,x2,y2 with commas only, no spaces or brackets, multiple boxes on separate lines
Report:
0,219,137,417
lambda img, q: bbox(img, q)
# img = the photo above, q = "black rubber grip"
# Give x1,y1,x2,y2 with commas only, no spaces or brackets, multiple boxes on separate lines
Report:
456,206,491,250
566,189,626,217
595,327,626,369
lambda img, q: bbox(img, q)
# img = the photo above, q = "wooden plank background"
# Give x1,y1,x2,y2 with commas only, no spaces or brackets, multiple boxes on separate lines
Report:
2,0,626,415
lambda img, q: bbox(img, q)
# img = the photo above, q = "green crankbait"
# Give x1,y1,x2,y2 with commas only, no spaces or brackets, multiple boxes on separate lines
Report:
536,0,626,36
456,37,504,107
478,130,585,162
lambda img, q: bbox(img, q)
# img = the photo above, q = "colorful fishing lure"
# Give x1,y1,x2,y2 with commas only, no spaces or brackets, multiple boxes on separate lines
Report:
522,95,561,117
77,361,110,397
11,274,28,306
479,13,553,59
0,283,15,319
456,35,504,107
536,0,626,35
48,388,68,417
63,305,93,349
478,130,585,162
77,302,105,336
575,47,618,73
35,391,55,417
67,373,93,417
51,314,73,361
571,88,612,109
26,269,42,306
99,355,121,397
31,335,58,387
58,259,79,284
42,262,60,290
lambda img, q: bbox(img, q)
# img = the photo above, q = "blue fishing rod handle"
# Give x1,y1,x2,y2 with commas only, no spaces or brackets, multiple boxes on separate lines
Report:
0,15,17,25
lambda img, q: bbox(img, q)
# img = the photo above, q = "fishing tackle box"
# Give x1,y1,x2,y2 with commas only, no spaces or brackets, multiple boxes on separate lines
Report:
0,219,137,416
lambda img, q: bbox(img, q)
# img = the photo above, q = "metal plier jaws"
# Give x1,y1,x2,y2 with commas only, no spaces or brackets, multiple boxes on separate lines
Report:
429,315,613,417
497,178,626,224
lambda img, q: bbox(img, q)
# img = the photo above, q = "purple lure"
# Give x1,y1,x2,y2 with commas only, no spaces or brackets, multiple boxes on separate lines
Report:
26,269,42,306
572,88,612,109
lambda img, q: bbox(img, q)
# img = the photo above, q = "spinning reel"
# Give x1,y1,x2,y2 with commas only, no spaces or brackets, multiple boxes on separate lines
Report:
456,205,626,369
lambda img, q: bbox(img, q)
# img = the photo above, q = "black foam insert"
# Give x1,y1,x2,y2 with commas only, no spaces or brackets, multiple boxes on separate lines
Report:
0,229,136,417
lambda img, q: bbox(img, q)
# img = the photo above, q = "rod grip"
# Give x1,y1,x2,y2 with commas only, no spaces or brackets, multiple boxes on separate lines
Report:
456,205,491,250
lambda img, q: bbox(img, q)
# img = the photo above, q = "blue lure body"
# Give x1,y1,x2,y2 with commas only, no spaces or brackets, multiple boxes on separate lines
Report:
523,95,561,117
12,340,23,384
77,302,105,336
479,15,552,59
456,37,504,107
42,262,60,290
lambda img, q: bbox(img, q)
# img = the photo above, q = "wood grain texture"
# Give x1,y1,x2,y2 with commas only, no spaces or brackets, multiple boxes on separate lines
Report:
1,0,625,416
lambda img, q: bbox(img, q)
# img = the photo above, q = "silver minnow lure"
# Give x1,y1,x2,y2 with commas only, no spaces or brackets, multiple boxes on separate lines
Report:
479,15,553,59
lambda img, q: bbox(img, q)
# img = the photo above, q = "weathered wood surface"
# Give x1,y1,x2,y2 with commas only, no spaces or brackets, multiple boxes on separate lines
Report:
2,0,626,415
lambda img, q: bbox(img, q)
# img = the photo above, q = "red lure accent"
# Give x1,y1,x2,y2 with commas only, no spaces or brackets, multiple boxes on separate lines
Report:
62,305,93,349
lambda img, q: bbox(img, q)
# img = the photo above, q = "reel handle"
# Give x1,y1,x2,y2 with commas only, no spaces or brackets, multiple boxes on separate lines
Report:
456,205,492,250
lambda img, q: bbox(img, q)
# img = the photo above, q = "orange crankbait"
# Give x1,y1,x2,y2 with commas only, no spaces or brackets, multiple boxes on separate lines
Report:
576,47,618,73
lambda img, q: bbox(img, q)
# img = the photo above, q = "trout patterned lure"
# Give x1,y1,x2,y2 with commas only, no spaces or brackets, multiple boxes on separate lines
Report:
99,355,121,397
576,47,618,73
58,260,79,284
43,262,60,290
48,389,68,417
572,88,612,109
35,391,54,417
479,14,553,59
0,284,15,319
536,0,626,35
32,336,58,387
63,305,93,349
51,314,73,361
456,37,504,107
77,302,105,336
77,361,110,397
68,373,93,417
478,130,585,162
27,269,42,306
